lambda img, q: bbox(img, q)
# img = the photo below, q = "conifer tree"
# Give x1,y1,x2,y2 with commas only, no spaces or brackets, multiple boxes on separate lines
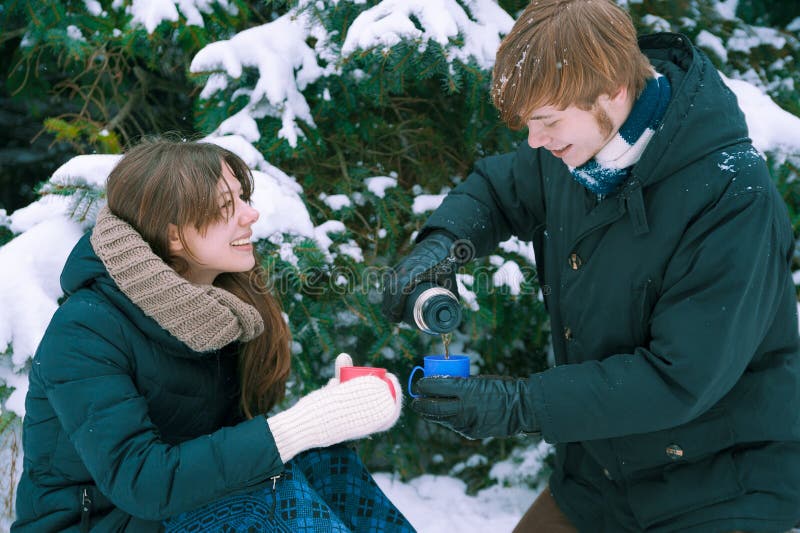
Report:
0,0,798,512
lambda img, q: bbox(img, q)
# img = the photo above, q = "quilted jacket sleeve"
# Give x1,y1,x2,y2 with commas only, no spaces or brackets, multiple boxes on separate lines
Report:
33,298,284,521
421,142,547,257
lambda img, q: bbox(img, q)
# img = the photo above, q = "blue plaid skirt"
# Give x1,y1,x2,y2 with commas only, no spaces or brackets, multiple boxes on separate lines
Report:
163,444,415,532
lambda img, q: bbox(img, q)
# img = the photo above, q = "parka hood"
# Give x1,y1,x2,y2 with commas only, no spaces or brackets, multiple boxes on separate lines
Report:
61,231,109,296
60,232,200,355
634,33,751,188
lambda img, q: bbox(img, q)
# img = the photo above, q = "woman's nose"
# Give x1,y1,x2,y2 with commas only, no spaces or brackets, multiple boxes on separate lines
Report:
240,202,259,225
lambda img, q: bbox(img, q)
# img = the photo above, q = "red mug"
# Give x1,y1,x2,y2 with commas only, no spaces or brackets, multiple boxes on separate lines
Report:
339,366,396,400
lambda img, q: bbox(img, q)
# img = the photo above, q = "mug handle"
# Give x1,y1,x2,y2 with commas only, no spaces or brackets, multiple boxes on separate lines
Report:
407,366,425,398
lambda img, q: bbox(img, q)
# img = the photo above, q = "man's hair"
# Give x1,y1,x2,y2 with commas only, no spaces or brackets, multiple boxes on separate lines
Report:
491,0,653,130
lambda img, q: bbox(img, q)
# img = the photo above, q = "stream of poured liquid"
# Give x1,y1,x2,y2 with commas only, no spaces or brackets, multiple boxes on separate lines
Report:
441,332,451,359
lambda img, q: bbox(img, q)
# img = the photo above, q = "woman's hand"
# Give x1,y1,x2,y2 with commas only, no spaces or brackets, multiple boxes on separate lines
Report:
326,352,353,386
266,356,402,463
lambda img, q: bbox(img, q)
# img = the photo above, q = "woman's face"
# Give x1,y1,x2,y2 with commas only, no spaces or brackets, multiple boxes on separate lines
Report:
169,164,259,285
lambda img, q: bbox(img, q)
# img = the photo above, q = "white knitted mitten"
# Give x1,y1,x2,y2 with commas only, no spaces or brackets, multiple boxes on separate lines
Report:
376,372,402,432
330,353,401,432
267,372,402,463
328,352,353,386
328,352,402,430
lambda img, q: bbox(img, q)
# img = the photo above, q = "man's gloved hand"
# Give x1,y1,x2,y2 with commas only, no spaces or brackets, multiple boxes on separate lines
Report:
411,376,540,440
381,231,458,323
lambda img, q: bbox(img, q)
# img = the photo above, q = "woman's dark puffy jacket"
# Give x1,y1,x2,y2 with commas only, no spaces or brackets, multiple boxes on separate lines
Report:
13,233,283,532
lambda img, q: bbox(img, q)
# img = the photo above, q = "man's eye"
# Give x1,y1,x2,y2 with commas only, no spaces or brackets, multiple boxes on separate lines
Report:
545,121,558,128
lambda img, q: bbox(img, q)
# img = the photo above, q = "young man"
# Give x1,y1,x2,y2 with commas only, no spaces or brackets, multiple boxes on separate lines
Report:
381,0,800,531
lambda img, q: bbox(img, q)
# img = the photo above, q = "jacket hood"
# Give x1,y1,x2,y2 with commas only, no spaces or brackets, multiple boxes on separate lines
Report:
633,33,751,188
61,231,109,296
60,232,200,355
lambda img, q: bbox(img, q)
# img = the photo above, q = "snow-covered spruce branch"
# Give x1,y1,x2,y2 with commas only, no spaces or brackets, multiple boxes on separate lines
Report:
189,0,513,147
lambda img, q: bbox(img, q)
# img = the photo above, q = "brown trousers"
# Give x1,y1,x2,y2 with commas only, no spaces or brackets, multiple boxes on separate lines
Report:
512,486,749,533
513,487,577,533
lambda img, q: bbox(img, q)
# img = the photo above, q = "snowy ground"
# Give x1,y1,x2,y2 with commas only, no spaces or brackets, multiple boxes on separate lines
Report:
376,473,538,532
2,0,800,530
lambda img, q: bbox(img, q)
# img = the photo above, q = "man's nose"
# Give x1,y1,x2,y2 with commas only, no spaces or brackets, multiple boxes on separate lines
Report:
527,126,551,149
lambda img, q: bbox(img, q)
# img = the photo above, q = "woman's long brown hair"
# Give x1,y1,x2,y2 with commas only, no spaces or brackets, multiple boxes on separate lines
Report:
105,137,291,418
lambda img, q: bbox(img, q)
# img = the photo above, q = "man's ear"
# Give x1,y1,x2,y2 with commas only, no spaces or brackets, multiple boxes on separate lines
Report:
598,85,628,107
167,224,183,255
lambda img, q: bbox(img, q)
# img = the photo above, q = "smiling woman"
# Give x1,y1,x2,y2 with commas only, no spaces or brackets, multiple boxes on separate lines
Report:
167,164,260,285
105,140,262,288
11,138,412,532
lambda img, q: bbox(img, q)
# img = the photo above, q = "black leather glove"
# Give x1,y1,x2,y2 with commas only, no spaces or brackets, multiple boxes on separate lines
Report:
381,231,459,323
411,376,540,439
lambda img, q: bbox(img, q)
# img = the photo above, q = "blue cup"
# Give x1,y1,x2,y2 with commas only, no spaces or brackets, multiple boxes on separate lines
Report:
407,355,470,398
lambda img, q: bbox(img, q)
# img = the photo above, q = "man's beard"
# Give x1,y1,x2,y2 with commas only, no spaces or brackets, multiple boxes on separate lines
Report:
593,105,615,138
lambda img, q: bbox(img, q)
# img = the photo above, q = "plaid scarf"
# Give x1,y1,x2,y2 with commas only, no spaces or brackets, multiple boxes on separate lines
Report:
569,73,671,195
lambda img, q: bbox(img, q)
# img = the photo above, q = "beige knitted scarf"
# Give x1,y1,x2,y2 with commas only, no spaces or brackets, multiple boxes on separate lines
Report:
90,206,264,352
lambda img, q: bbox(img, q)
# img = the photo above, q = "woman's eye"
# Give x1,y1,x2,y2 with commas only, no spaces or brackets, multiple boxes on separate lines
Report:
545,121,558,128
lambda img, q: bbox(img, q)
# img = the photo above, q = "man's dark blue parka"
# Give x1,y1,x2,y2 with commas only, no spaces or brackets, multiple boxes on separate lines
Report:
423,33,800,532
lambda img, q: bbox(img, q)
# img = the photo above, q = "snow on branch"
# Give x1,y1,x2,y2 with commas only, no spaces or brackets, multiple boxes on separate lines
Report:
128,0,238,34
190,10,333,147
341,0,513,70
189,0,513,147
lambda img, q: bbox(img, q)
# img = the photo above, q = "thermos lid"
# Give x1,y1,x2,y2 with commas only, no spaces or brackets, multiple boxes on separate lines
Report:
413,286,462,335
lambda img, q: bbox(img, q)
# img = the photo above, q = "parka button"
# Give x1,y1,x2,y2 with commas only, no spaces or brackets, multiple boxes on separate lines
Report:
665,444,684,460
603,468,613,480
563,327,573,341
568,253,582,270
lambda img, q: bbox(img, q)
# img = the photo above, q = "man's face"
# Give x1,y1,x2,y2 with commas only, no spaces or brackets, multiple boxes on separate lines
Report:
525,98,618,168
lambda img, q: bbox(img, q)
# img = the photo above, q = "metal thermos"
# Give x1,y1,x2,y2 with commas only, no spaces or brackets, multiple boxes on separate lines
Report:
402,282,462,335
